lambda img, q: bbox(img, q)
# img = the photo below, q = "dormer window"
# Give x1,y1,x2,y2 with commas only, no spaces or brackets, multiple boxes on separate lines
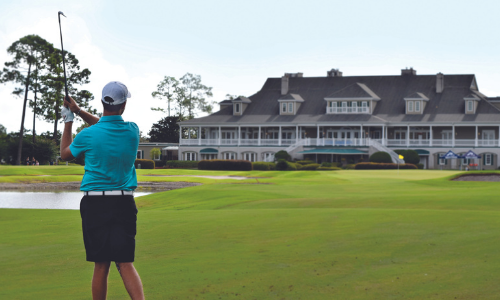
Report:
408,101,414,112
288,102,293,113
324,82,380,114
278,93,304,115
404,92,428,115
282,103,287,113
467,100,473,112
463,93,481,114
231,96,251,116
235,103,240,113
415,101,420,112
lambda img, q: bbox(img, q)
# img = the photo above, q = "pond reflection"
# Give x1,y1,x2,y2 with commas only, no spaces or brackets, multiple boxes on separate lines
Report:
0,191,152,210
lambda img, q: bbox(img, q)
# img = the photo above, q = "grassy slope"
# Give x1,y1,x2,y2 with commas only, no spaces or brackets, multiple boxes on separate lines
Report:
1,167,500,299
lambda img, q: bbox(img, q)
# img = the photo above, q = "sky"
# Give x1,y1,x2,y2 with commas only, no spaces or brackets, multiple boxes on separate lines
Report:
1,0,500,136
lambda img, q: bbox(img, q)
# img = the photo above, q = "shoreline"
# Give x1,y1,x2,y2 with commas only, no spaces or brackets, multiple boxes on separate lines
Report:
0,181,201,191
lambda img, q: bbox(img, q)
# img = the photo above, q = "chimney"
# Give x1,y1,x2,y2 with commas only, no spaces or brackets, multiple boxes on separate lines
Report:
401,67,416,76
436,72,444,93
281,74,289,95
327,68,343,77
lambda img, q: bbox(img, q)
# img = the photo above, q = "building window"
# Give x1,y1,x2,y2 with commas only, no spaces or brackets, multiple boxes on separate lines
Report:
282,103,287,113
222,152,237,160
342,102,347,113
201,154,217,160
438,153,446,165
467,101,473,112
408,101,413,112
243,152,257,162
185,152,197,161
415,101,420,112
235,103,240,113
137,150,143,159
262,152,275,161
288,102,293,113
485,153,492,165
352,101,357,112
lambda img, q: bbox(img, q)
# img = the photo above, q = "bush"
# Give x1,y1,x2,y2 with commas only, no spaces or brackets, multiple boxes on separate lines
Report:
275,159,297,171
155,160,166,167
417,163,424,169
320,162,332,167
301,163,320,170
354,162,417,169
344,164,356,170
317,166,342,171
253,162,275,171
274,150,291,161
369,151,392,163
135,159,155,169
165,160,198,169
198,159,252,171
296,160,315,165
394,149,420,165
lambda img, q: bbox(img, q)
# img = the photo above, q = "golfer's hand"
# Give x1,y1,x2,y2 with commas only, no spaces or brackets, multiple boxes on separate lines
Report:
65,96,80,113
61,106,74,123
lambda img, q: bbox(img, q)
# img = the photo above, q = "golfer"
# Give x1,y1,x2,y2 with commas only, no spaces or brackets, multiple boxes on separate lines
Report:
60,81,145,300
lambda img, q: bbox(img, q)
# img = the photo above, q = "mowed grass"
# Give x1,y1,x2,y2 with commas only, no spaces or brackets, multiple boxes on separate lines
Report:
1,166,500,299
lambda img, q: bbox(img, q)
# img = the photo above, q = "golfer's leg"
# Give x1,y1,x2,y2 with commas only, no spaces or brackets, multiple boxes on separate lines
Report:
116,262,144,300
92,262,111,300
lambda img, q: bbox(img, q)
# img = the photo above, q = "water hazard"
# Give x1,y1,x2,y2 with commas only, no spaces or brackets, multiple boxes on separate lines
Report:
0,191,152,210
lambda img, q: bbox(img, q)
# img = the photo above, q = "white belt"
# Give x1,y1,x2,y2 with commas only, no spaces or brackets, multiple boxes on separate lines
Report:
84,190,134,196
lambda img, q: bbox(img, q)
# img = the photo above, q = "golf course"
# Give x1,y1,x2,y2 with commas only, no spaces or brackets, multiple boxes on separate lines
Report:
1,166,500,299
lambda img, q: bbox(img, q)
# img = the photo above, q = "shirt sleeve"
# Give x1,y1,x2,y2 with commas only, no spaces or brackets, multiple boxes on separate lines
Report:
69,128,89,158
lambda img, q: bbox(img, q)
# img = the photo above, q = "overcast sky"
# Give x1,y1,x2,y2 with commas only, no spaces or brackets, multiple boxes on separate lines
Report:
1,0,499,136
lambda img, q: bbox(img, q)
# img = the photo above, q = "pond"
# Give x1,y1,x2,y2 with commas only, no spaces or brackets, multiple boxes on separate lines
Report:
0,191,152,210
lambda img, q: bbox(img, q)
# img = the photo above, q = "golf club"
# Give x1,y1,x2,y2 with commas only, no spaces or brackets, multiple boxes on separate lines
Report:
57,11,69,103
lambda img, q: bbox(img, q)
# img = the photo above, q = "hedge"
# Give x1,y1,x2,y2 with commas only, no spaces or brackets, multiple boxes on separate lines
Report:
300,163,320,170
296,160,315,165
135,159,155,169
394,149,420,165
317,166,342,171
276,159,297,171
275,150,291,161
369,151,393,163
198,159,252,171
252,162,276,171
165,160,198,169
354,162,417,169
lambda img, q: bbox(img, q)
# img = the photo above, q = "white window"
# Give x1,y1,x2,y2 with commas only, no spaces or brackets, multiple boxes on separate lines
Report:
408,101,413,112
362,101,368,113
262,152,275,161
352,101,357,112
282,103,287,113
222,152,237,160
201,154,217,160
467,101,473,112
342,102,347,113
243,152,257,162
288,102,293,113
485,153,492,165
153,152,160,160
415,101,420,112
137,150,143,159
235,103,240,113
439,153,446,165
185,152,197,161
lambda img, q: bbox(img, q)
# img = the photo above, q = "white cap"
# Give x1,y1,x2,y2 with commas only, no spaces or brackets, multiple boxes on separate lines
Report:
101,81,131,105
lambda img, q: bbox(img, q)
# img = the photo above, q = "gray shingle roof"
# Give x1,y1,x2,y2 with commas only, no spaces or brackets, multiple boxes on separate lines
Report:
183,74,500,125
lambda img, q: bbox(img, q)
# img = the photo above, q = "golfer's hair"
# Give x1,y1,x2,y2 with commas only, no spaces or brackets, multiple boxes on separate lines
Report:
102,98,125,112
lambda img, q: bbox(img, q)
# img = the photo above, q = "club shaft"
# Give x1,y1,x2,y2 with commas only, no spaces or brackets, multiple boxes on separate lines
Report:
58,14,69,99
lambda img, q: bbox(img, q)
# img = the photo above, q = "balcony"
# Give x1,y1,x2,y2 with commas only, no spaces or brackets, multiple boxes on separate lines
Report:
327,107,369,114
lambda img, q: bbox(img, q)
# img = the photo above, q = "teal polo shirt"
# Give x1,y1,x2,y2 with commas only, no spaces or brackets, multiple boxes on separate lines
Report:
70,115,140,191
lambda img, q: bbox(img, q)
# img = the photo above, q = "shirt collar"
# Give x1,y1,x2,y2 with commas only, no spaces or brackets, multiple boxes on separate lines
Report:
99,115,124,123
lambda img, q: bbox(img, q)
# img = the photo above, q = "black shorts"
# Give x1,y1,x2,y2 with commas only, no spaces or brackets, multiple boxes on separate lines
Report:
80,195,138,262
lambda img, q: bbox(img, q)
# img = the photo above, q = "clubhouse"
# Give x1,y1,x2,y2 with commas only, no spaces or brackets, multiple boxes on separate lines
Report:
178,68,500,169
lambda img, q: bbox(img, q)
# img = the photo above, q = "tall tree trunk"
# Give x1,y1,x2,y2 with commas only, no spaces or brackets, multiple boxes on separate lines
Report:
32,67,38,145
53,95,59,141
16,62,32,165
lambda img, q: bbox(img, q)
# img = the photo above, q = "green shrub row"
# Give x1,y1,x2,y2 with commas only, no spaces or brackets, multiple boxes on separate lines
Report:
317,166,342,171
165,160,198,169
300,163,321,170
252,162,276,170
198,160,253,171
296,160,315,165
276,159,297,171
135,159,155,169
354,162,417,169
369,151,393,163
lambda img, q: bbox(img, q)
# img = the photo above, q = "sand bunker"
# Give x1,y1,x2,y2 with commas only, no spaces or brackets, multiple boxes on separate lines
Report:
453,174,500,182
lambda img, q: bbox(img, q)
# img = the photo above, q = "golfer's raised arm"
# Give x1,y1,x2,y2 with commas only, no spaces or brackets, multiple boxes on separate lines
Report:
65,96,100,125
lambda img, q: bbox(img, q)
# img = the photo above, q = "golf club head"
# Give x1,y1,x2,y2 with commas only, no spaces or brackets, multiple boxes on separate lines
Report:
58,11,66,17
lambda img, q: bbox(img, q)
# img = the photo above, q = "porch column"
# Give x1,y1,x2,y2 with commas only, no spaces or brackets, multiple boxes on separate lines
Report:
296,125,299,143
475,126,478,147
218,126,221,145
452,125,455,148
407,125,410,148
498,126,500,147
258,126,261,146
198,126,201,145
179,126,183,144
317,125,320,146
382,125,385,145
430,126,433,147
238,126,241,146
360,125,363,146
279,126,282,146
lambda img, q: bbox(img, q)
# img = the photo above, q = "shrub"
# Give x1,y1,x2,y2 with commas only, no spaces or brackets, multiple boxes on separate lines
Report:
155,160,166,167
165,160,198,169
354,162,417,169
320,162,332,167
317,166,342,171
417,163,424,169
150,148,161,160
274,150,291,161
369,151,392,163
198,159,252,171
296,160,315,165
344,164,356,170
394,149,420,165
292,163,302,170
275,159,297,171
135,159,155,169
301,163,320,170
253,162,275,171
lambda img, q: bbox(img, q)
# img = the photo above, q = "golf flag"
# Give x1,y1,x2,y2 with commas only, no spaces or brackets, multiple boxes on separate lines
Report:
399,155,404,159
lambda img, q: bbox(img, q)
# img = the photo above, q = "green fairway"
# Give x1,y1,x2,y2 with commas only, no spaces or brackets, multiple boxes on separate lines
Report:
1,166,500,299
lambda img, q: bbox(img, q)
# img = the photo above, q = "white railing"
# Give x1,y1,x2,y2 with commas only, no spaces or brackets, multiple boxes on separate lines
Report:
180,137,500,148
326,107,369,114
